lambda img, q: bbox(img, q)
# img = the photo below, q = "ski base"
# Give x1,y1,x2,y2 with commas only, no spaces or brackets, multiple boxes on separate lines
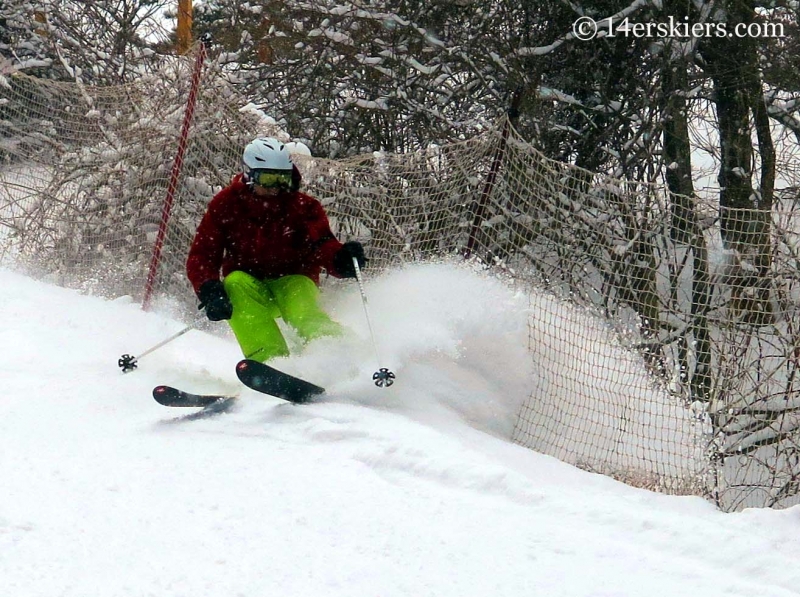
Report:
153,385,234,408
236,359,325,404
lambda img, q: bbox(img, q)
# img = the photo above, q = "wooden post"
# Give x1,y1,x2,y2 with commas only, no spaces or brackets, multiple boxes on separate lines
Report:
177,0,193,55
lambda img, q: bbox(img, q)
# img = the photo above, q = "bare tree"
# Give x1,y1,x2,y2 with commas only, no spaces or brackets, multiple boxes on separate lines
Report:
35,0,171,84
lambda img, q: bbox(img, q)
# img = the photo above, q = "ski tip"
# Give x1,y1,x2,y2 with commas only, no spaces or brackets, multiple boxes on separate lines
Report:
152,385,179,406
237,359,266,374
152,385,232,408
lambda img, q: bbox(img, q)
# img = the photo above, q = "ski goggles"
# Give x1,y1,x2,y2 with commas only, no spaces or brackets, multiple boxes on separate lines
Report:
250,169,293,189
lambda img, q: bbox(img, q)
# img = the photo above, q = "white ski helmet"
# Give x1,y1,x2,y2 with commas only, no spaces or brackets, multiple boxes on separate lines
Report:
242,137,293,176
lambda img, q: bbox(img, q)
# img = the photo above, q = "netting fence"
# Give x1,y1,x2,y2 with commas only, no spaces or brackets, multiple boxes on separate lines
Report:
2,49,800,511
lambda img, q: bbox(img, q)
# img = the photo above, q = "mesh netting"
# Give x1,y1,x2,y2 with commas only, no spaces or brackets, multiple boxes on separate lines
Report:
2,49,800,511
0,51,280,304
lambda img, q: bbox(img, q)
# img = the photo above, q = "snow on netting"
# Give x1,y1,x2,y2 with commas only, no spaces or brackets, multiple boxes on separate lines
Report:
2,50,800,511
0,54,280,301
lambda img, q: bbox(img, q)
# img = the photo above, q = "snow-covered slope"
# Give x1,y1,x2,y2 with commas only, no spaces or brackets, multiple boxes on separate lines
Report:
2,264,799,597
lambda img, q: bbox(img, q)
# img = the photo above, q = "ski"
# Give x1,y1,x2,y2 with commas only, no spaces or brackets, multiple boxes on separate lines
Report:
235,359,325,404
152,361,324,408
152,385,234,408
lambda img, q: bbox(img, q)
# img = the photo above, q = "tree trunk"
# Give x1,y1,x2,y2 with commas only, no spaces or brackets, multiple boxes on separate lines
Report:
703,0,773,325
662,34,712,402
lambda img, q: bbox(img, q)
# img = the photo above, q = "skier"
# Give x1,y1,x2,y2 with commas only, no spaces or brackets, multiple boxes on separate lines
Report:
187,137,367,363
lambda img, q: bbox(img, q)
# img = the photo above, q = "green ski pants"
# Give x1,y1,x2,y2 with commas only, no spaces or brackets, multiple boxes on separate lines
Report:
223,271,343,362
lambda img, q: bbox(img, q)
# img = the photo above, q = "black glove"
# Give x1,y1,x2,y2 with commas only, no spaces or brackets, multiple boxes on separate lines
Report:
333,241,367,279
198,280,233,321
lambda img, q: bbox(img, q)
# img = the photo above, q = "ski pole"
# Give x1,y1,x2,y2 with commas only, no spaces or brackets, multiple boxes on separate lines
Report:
352,256,395,388
118,319,202,373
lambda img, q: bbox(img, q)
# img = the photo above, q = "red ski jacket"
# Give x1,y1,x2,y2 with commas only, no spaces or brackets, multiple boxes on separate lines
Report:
186,174,344,294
